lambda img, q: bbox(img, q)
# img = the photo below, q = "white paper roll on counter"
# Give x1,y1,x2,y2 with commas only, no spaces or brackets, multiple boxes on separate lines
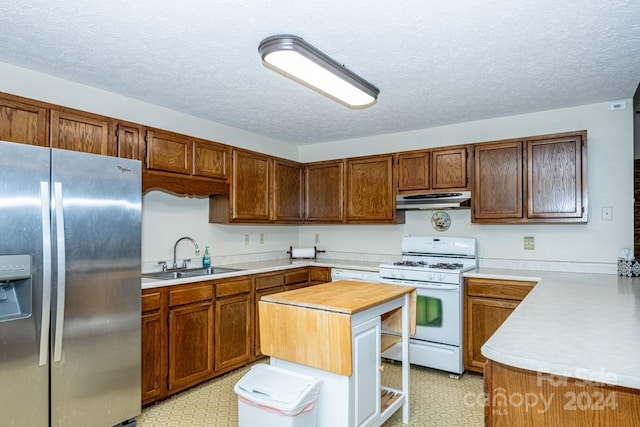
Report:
291,247,316,258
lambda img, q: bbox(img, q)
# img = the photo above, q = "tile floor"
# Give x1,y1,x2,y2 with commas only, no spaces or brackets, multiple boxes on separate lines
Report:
138,360,484,426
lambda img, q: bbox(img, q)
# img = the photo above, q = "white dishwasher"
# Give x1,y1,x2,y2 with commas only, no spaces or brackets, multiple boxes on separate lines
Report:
331,268,380,282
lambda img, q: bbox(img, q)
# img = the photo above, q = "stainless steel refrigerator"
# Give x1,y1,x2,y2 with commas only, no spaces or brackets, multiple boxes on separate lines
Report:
0,140,142,426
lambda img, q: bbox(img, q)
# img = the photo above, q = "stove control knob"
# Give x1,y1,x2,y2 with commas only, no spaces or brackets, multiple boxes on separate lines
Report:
428,272,434,281
437,273,444,281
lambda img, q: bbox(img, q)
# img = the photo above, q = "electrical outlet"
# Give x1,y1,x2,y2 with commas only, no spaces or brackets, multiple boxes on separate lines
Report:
244,234,249,245
524,236,535,250
602,206,613,221
260,233,264,244
315,233,320,244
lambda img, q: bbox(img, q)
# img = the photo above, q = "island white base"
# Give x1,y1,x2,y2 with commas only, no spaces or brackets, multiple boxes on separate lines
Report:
271,357,406,427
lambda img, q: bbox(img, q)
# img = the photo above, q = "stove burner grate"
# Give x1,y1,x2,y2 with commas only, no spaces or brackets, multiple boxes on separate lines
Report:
392,261,464,270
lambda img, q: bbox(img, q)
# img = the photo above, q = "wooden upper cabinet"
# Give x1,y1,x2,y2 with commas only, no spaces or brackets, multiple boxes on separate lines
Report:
396,145,470,194
473,140,523,221
473,130,587,223
431,146,470,190
273,158,303,223
116,122,144,160
50,109,116,156
397,151,430,192
231,149,271,222
526,132,586,221
193,139,230,180
346,154,395,223
304,160,345,223
146,128,192,175
0,93,49,147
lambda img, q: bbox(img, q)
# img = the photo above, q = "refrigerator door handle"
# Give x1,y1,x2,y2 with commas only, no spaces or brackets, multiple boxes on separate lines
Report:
39,182,52,366
53,182,66,363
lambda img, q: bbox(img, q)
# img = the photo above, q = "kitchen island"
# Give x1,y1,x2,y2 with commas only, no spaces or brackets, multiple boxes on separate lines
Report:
259,280,416,427
465,268,640,426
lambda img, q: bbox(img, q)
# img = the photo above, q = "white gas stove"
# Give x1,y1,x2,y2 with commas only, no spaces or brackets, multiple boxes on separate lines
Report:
379,235,477,375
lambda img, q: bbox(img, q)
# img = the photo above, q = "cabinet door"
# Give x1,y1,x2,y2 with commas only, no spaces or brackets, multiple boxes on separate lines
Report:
304,160,344,223
431,146,469,190
116,122,144,160
397,151,429,192
50,109,115,156
231,149,271,221
215,293,253,372
273,158,303,222
168,301,214,392
0,93,49,147
141,289,167,405
346,155,394,222
473,140,523,221
146,128,192,175
352,316,381,426
464,296,519,373
526,133,586,221
141,309,165,405
193,139,230,180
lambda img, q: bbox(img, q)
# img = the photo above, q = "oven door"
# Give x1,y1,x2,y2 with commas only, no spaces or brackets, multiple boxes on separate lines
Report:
380,279,461,346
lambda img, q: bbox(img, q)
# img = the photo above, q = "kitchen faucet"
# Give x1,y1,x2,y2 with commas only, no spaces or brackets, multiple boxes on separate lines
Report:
172,236,200,269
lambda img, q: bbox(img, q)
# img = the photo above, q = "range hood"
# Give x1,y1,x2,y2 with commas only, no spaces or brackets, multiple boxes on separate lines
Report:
396,191,471,210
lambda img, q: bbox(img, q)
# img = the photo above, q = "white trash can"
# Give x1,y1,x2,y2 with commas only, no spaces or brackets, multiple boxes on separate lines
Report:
234,364,323,427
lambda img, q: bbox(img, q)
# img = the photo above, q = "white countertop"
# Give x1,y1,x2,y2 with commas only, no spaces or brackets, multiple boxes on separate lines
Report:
141,258,380,289
466,268,640,389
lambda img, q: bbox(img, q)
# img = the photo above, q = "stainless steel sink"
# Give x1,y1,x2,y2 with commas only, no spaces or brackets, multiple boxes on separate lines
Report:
142,266,243,280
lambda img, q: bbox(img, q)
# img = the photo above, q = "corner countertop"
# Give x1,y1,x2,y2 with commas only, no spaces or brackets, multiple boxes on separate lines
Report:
141,258,381,289
465,268,640,389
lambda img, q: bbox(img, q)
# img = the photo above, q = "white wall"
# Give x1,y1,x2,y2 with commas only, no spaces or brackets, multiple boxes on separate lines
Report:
2,62,633,272
299,102,635,272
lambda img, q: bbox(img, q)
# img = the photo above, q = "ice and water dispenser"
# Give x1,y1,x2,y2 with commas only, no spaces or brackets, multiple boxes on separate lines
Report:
0,254,32,322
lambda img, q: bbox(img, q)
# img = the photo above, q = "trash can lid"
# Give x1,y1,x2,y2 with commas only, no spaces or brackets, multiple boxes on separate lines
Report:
234,364,322,410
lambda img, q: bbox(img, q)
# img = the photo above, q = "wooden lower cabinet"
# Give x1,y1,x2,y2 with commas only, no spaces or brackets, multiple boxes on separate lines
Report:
141,288,167,406
167,283,215,394
464,278,535,373
141,267,331,406
214,277,253,374
309,266,331,285
485,360,640,426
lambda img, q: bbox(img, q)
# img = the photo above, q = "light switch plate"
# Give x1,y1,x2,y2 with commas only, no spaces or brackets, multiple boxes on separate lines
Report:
602,207,613,221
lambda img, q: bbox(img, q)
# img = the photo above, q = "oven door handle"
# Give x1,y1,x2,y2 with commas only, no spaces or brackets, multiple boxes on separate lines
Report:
419,283,459,291
380,279,459,291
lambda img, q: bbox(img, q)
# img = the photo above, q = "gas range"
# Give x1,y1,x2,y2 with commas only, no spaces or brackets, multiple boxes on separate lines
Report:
378,235,477,375
379,236,477,285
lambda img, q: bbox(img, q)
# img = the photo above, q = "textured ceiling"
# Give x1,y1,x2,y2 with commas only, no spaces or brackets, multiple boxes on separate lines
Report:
1,1,639,144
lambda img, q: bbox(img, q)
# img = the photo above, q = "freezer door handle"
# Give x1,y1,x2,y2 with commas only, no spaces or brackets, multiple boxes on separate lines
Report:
39,182,52,366
53,182,66,363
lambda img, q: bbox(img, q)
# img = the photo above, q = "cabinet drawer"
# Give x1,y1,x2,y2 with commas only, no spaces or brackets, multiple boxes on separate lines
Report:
169,283,214,307
466,278,536,300
142,290,162,312
216,277,252,298
254,273,284,290
309,267,330,283
285,269,309,285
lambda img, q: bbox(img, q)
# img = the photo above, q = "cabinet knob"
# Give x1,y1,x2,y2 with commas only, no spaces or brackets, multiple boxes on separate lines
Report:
379,365,385,372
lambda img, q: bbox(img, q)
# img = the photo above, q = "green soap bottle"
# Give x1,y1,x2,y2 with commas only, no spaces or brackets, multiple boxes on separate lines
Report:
203,246,211,268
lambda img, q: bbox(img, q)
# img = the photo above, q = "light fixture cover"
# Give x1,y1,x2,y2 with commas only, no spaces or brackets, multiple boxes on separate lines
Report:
259,34,379,109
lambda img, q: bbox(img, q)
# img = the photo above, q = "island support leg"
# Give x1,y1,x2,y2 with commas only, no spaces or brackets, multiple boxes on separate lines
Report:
402,293,410,423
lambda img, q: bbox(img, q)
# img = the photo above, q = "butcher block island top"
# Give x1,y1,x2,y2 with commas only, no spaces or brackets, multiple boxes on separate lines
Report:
259,280,416,376
261,279,416,314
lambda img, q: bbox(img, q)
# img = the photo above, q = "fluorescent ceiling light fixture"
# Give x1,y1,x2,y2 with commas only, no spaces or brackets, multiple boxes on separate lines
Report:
259,34,379,109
